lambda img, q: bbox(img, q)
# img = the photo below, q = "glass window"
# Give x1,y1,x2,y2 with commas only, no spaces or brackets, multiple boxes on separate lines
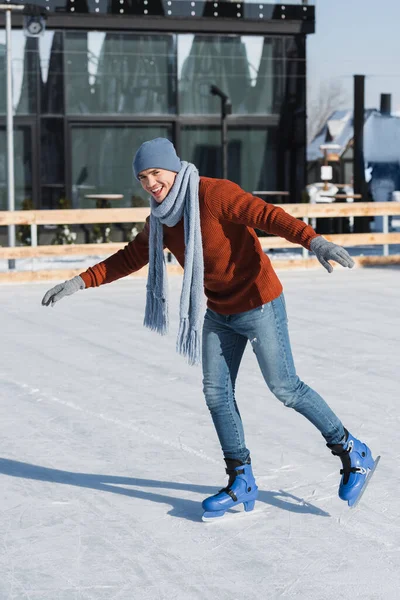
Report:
0,42,4,114
64,32,176,115
0,32,38,115
41,118,65,185
178,35,285,115
181,128,222,178
40,31,65,114
40,187,66,211
70,125,172,208
0,126,32,210
180,126,277,192
0,29,63,115
228,127,278,192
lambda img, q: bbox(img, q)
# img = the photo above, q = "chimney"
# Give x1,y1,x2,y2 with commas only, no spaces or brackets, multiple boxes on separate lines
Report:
380,93,391,115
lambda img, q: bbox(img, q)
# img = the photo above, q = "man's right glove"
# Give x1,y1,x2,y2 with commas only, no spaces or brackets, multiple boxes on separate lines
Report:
310,236,355,274
41,275,85,307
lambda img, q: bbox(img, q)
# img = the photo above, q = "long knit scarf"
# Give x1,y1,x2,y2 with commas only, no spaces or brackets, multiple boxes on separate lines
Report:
143,161,204,366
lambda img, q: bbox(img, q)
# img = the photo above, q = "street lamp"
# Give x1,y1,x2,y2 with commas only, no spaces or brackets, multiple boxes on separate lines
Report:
0,2,46,270
210,84,232,180
319,143,341,191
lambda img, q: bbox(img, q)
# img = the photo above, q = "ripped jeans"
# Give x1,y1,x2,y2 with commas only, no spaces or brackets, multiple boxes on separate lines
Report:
202,293,345,463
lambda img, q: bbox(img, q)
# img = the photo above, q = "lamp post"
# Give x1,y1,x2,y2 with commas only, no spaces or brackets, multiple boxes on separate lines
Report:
210,84,232,179
0,3,46,269
0,3,24,269
319,143,341,191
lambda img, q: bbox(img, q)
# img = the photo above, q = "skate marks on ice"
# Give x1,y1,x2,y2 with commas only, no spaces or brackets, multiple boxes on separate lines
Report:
201,464,331,523
0,377,329,523
261,488,330,517
1,376,220,466
0,458,329,528
201,504,269,522
201,488,329,523
256,470,331,517
0,457,216,524
303,452,382,510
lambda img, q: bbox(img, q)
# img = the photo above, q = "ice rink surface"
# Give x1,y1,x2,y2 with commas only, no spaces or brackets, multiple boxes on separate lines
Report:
1,266,399,599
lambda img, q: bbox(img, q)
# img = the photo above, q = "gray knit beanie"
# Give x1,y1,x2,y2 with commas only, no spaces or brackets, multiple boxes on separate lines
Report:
133,138,182,180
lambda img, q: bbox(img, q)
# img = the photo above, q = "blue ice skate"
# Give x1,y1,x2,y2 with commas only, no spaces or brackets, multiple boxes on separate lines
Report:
202,459,259,521
328,429,380,508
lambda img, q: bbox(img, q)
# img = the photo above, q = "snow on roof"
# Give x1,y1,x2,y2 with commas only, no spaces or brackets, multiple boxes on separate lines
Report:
307,109,376,162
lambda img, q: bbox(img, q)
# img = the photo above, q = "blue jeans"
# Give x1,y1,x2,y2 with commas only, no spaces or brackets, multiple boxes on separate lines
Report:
202,293,345,463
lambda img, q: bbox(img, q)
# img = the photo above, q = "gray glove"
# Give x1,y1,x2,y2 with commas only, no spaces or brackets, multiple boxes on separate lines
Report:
310,236,355,273
41,275,85,307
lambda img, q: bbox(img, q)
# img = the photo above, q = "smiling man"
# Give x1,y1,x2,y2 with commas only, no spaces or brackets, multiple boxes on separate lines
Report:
137,168,176,203
42,137,379,519
134,138,181,204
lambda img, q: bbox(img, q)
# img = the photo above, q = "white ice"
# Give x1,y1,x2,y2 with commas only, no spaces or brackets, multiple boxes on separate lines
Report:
0,267,399,599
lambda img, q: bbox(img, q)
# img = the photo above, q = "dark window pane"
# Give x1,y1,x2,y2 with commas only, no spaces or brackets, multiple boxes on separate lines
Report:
0,42,4,115
181,126,277,192
181,128,222,177
0,126,33,210
70,125,172,208
41,32,65,114
40,186,66,210
64,32,93,114
65,32,176,114
249,37,286,115
16,36,39,115
41,119,65,185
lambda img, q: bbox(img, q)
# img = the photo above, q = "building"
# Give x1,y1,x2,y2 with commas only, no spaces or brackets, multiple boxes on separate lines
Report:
307,106,400,196
0,1,314,240
307,104,400,232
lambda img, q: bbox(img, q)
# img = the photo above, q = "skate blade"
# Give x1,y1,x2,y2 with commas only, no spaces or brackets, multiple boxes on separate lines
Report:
349,455,381,509
202,506,265,522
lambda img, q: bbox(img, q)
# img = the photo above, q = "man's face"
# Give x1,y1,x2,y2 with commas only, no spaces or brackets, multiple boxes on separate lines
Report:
138,168,177,203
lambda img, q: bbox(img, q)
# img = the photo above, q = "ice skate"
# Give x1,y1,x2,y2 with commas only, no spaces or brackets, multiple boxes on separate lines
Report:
202,458,259,521
328,429,380,508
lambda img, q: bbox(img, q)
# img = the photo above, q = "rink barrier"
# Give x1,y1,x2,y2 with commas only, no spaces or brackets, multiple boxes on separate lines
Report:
1,202,400,282
1,232,400,260
1,255,399,284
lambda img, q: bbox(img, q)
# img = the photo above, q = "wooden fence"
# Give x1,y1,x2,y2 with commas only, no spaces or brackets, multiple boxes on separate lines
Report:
1,202,400,283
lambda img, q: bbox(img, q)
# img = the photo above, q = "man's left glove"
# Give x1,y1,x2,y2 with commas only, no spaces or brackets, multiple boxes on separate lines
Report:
41,275,85,307
310,236,355,273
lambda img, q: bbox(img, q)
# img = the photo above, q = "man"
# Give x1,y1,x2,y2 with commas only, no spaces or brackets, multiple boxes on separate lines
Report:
42,138,379,520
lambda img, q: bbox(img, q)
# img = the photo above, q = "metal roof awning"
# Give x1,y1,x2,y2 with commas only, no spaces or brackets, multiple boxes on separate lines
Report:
0,1,315,34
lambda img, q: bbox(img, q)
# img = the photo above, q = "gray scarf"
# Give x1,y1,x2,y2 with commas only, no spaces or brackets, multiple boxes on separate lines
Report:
143,161,204,366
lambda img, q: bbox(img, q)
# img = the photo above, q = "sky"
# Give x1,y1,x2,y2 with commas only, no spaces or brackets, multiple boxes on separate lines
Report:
307,0,400,113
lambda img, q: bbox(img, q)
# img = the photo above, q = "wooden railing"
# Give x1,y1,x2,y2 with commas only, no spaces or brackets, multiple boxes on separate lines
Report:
1,202,400,282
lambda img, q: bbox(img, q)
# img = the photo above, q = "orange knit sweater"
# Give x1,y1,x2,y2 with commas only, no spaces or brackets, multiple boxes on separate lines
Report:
80,177,319,314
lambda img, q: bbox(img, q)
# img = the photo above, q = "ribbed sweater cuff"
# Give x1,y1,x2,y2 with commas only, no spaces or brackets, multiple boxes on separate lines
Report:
79,271,95,288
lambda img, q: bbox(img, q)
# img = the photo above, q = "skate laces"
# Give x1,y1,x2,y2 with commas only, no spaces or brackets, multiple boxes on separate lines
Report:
339,440,369,480
340,466,368,477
